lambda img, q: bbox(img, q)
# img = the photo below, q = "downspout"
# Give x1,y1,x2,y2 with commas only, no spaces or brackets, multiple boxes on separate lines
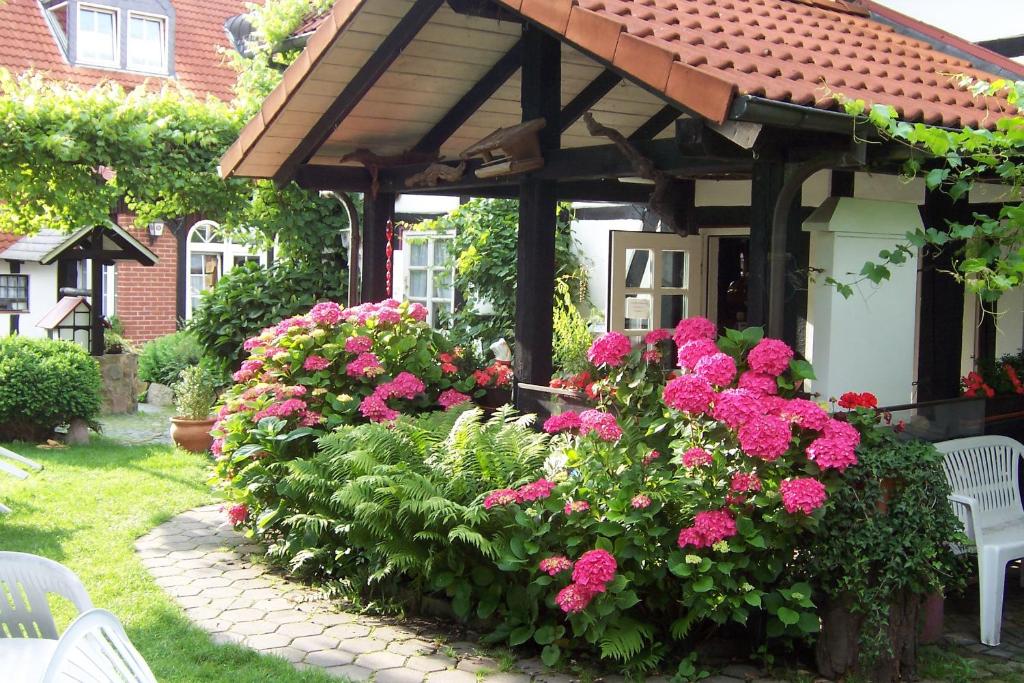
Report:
321,191,361,307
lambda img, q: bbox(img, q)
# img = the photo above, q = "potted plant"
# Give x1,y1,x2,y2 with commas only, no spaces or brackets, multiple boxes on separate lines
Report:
170,365,218,453
963,352,1024,440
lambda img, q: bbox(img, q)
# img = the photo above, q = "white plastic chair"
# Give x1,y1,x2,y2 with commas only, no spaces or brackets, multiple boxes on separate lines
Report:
0,445,41,515
936,435,1024,646
42,609,156,682
0,551,93,639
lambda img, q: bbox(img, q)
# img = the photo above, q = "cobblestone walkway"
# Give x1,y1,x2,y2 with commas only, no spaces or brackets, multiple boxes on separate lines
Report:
99,404,174,446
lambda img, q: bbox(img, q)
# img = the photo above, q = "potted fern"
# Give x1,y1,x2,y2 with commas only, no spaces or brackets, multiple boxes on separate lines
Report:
170,365,218,453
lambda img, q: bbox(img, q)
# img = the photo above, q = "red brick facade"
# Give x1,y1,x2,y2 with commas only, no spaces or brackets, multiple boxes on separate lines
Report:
114,215,180,343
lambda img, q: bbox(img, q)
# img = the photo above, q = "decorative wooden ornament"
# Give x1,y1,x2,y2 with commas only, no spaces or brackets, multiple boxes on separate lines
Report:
404,160,467,188
461,118,546,179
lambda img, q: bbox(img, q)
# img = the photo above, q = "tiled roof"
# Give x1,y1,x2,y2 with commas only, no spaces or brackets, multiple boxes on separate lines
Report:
0,0,251,100
0,229,67,263
502,0,1020,127
293,11,329,37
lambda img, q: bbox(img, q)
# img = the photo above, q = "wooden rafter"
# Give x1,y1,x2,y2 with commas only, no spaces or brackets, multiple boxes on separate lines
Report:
628,104,682,142
559,69,621,134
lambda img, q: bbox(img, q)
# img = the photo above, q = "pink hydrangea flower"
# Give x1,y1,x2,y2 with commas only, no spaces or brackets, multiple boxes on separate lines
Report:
539,556,573,576
631,494,652,509
252,398,308,422
377,309,401,325
358,394,399,423
564,500,590,515
747,338,794,376
408,302,429,321
345,336,373,353
377,372,425,400
644,329,671,345
211,438,224,457
438,389,471,411
309,301,344,325
730,472,763,493
664,374,714,415
682,447,713,468
780,477,828,514
587,332,632,367
579,410,622,442
275,316,311,335
712,389,767,428
806,420,860,471
677,339,720,371
641,450,661,466
737,415,792,461
300,410,323,427
243,337,263,351
484,489,521,509
543,411,582,434
556,584,595,613
303,355,331,372
572,550,617,592
738,371,778,396
678,509,737,549
227,504,248,526
694,352,738,386
779,398,830,431
673,317,716,347
517,478,556,502
233,359,264,383
346,352,383,378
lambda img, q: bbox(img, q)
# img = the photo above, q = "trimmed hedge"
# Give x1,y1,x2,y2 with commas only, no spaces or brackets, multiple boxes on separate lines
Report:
0,336,102,441
138,331,204,386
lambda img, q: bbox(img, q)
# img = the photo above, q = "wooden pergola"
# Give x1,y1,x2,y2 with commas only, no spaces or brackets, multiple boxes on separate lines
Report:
220,0,1022,403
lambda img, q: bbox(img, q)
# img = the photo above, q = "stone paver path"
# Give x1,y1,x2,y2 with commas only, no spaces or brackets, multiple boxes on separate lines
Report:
100,403,174,446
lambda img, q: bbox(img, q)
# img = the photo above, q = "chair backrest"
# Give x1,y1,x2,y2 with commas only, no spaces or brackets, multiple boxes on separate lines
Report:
43,609,156,683
0,552,93,639
936,436,1024,535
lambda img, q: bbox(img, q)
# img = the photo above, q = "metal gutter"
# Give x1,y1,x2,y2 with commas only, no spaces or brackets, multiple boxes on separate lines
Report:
728,96,857,135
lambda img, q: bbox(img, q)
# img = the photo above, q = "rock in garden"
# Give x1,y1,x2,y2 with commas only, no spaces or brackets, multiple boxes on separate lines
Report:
147,382,175,407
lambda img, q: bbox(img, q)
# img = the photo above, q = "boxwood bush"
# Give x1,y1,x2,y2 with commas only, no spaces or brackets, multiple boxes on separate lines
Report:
0,337,102,441
138,331,204,386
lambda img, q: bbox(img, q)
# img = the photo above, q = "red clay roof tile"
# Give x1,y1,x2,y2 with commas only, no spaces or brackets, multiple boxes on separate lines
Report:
0,0,250,101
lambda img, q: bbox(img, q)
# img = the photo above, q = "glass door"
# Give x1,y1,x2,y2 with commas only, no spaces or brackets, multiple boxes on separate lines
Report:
608,231,704,337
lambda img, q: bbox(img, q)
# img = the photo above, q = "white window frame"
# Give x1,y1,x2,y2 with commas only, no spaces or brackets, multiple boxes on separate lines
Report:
126,11,167,73
77,3,120,68
185,220,267,319
401,231,455,328
42,1,71,54
0,274,30,314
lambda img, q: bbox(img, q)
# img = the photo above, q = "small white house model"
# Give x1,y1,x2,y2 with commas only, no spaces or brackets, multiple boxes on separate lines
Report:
36,296,92,350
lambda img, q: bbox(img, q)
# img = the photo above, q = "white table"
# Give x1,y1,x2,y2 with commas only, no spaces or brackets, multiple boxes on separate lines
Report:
0,637,58,680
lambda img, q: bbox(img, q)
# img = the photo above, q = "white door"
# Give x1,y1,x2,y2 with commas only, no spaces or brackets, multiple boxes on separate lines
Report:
608,231,704,337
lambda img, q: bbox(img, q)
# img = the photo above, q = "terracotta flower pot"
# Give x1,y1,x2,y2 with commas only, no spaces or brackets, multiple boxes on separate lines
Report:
170,417,216,453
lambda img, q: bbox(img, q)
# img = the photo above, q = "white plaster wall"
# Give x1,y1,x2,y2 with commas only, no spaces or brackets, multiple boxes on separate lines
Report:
804,198,923,405
22,263,58,339
970,183,1021,204
395,194,460,215
571,217,644,330
854,172,925,204
995,285,1024,359
695,180,750,207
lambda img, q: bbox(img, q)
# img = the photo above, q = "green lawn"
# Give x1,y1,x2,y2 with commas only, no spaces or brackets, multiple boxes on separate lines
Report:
0,439,335,683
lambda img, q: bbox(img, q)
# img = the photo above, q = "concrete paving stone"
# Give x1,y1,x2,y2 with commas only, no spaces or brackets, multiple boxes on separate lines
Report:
232,620,280,637
167,584,204,598
265,610,309,625
373,626,416,642
191,576,233,590
722,664,761,679
248,592,290,604
375,668,429,683
154,575,191,588
407,654,456,673
167,549,205,560
204,586,244,599
387,639,436,656
232,578,273,590
220,608,267,623
305,649,357,668
291,635,343,653
245,632,294,650
264,646,308,664
186,606,225,621
310,612,357,626
276,621,326,639
206,597,253,611
424,670,478,683
338,636,390,656
457,656,500,673
209,631,246,646
354,650,408,671
177,557,216,570
146,565,181,578
176,594,211,609
325,664,374,681
196,618,235,633
223,567,264,581
516,658,546,675
325,623,372,640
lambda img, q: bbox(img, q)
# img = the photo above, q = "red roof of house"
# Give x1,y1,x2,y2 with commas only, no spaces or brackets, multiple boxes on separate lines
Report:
503,0,1021,128
0,0,251,100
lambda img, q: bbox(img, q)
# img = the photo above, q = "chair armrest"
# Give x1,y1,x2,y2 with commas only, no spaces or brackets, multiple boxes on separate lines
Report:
949,494,982,546
43,609,155,683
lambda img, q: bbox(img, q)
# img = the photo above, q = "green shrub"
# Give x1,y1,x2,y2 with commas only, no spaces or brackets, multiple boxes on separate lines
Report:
188,259,346,373
173,365,218,420
138,331,204,386
0,336,102,440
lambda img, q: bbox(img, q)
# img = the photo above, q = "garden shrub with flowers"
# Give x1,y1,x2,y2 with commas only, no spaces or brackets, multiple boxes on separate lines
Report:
211,298,481,527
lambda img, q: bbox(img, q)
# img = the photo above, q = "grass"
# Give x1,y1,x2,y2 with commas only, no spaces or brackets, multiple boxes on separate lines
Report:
0,438,336,683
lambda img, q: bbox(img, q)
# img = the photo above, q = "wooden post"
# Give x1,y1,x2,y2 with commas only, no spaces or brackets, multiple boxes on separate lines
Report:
514,24,560,389
917,190,969,400
361,192,395,304
90,253,105,357
748,159,783,329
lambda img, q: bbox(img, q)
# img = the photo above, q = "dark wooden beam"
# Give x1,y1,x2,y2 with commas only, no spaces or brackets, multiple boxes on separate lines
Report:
90,252,105,356
628,105,681,142
361,192,395,303
830,169,855,197
559,69,621,134
977,35,1024,58
273,0,444,185
413,39,522,153
293,165,372,192
514,24,560,390
747,159,783,330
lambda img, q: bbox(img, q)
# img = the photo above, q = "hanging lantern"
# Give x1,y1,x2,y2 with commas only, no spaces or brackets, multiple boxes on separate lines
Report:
385,219,394,297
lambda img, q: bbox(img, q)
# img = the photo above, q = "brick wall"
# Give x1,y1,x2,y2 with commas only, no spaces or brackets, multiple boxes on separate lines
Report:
114,213,180,343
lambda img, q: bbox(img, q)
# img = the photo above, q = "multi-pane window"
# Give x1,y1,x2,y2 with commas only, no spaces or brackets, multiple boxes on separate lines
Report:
43,2,70,51
186,221,266,318
403,233,455,327
77,5,118,66
127,13,166,72
0,275,30,313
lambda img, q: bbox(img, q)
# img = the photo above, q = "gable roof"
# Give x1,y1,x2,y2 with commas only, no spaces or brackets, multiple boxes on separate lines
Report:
219,0,1022,182
0,0,251,100
0,223,158,266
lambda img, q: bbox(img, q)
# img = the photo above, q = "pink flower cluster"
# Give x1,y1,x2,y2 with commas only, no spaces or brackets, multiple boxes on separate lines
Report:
253,398,307,423
677,339,719,371
682,447,713,468
730,472,763,493
644,329,670,345
564,500,590,514
275,316,312,335
358,394,398,423
303,355,331,372
780,477,827,514
806,419,860,471
345,336,373,353
738,371,777,396
346,352,383,378
737,415,792,461
438,389,470,411
539,555,573,576
579,410,622,442
673,316,716,347
226,504,248,526
664,374,713,414
483,489,519,509
747,338,794,376
694,352,737,386
556,550,618,614
678,509,738,549
482,479,556,509
641,450,661,466
631,494,652,509
712,389,763,428
377,372,425,400
233,359,264,383
309,302,344,325
543,411,582,434
587,332,632,367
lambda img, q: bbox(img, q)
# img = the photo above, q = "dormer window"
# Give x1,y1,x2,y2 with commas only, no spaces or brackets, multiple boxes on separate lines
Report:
78,5,118,67
39,0,174,75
